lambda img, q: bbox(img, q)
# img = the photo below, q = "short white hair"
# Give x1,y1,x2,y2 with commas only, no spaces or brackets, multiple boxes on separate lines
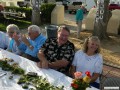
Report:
6,24,20,33
28,25,41,34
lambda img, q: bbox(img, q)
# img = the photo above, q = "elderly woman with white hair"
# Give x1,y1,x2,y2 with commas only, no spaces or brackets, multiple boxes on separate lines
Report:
6,24,22,55
14,25,46,62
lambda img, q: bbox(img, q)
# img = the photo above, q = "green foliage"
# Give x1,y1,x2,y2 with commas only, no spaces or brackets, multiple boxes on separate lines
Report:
40,3,56,23
4,6,32,21
0,6,31,31
0,24,6,32
71,79,90,90
0,59,25,75
18,74,64,90
56,0,63,2
0,18,31,32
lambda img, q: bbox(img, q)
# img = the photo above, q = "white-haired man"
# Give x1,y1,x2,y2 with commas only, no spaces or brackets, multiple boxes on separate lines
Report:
14,25,46,62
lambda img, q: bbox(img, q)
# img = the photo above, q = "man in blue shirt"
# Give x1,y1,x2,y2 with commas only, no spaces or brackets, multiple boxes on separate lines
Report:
14,25,46,62
76,5,84,39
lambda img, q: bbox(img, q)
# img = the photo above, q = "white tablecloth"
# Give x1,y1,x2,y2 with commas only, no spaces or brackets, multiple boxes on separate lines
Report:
0,49,98,90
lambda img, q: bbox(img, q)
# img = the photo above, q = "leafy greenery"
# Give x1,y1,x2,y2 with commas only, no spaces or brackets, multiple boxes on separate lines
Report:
40,3,56,23
0,58,64,90
0,58,25,75
4,6,32,21
0,23,7,32
18,74,64,90
71,79,90,90
0,18,31,32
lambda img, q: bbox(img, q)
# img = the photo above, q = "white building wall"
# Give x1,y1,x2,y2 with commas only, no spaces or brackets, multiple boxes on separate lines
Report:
110,0,120,4
0,0,23,6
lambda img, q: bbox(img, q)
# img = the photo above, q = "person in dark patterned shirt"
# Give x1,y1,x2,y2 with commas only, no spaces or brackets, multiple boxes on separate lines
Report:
37,25,75,75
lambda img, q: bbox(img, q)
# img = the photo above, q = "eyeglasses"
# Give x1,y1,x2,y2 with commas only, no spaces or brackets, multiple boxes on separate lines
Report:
7,32,14,34
27,32,32,35
60,34,69,38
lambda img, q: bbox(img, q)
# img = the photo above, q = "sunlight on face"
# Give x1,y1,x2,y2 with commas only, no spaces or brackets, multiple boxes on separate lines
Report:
87,40,99,53
57,29,69,45
28,29,38,40
7,30,14,38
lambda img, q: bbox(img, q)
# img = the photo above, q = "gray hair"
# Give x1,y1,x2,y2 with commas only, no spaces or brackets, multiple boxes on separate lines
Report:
82,36,101,54
28,25,41,34
58,25,70,34
6,24,20,33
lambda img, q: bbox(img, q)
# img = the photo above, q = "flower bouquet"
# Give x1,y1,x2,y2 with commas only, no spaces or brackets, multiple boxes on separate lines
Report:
71,71,91,90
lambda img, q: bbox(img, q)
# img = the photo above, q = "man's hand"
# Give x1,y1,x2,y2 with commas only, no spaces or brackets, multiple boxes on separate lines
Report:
37,62,42,68
41,60,49,69
21,34,30,46
13,32,21,46
37,51,49,69
37,60,49,69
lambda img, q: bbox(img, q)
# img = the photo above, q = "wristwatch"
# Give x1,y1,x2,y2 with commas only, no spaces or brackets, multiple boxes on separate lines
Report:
29,45,33,48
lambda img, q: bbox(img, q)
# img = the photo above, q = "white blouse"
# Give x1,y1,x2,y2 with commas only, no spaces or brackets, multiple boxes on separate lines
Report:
0,31,10,49
7,38,21,55
72,50,103,83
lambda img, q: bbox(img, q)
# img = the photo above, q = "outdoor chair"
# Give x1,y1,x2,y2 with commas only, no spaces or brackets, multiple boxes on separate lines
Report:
99,64,120,90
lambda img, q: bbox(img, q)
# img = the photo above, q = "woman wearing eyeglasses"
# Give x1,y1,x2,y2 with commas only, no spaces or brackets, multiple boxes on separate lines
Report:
6,24,22,55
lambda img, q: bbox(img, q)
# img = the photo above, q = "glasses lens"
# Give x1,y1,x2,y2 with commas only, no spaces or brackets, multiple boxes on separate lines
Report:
8,32,14,34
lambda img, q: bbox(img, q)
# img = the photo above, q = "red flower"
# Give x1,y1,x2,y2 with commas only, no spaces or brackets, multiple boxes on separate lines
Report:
71,71,91,90
71,83,78,89
85,71,91,77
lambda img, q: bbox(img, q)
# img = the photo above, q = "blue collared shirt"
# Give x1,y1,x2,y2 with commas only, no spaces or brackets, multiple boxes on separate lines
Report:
18,34,46,58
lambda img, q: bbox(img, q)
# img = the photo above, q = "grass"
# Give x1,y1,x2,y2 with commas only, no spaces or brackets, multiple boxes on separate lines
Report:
0,18,31,32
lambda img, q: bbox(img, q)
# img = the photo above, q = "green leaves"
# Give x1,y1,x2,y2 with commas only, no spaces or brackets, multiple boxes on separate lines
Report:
0,58,25,75
18,74,64,90
0,58,63,90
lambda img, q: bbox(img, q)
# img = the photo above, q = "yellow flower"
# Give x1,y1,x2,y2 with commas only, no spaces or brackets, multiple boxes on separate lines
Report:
83,75,91,83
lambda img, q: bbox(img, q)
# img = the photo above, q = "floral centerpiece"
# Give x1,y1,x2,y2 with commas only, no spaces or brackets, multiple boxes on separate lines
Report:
71,71,91,90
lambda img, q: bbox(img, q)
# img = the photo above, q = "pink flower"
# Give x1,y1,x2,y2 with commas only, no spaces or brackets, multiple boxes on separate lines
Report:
74,72,82,79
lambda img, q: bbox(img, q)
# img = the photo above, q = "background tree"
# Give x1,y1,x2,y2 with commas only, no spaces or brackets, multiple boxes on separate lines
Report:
93,0,112,40
94,0,97,5
44,0,48,3
31,0,41,25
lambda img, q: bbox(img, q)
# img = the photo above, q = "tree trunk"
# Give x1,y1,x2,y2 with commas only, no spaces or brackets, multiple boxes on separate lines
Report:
31,0,41,25
93,0,112,40
44,0,48,3
94,0,97,5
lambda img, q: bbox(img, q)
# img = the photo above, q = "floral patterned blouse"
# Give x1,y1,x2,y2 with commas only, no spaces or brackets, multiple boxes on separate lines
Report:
41,38,75,73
